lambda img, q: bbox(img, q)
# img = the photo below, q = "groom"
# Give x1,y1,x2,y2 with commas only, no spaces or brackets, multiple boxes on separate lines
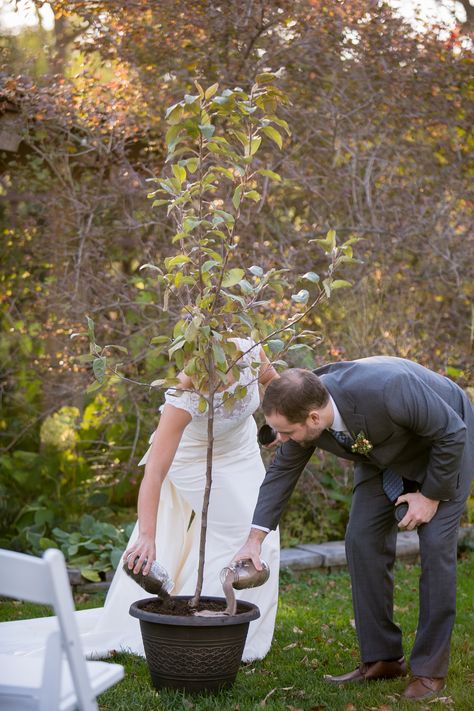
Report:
234,357,473,702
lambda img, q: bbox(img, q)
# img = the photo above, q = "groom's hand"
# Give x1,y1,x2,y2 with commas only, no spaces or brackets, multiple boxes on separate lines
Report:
395,491,440,530
232,528,267,570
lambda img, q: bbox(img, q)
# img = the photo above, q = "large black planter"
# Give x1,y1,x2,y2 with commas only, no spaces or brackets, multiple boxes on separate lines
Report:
129,595,260,692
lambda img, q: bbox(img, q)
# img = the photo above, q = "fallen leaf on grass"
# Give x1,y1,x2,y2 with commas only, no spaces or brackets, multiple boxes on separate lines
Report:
345,704,357,711
292,626,304,634
467,673,474,683
283,642,298,650
260,687,295,707
285,706,303,711
260,688,277,706
427,697,454,705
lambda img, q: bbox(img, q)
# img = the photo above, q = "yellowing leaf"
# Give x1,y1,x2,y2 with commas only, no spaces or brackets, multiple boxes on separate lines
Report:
331,279,352,289
222,268,245,287
262,125,283,149
205,82,219,100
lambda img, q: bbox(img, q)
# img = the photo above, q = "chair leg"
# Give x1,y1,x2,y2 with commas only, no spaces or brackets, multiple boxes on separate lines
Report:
38,630,62,711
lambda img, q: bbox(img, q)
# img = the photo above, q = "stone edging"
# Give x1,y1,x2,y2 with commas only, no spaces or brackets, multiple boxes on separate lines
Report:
68,525,473,593
280,524,473,572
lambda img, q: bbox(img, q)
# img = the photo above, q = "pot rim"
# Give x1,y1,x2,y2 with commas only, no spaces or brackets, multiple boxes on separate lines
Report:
129,594,260,626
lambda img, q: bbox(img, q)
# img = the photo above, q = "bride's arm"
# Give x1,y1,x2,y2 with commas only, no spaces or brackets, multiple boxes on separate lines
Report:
123,382,192,576
258,347,279,393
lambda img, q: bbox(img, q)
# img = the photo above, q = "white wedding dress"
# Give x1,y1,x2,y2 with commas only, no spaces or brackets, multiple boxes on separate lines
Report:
0,339,280,662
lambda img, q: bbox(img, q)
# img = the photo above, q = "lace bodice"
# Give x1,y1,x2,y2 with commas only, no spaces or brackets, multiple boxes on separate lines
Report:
162,338,261,437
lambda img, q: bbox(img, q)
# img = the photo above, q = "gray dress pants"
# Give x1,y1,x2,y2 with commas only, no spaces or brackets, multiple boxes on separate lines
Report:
344,468,471,677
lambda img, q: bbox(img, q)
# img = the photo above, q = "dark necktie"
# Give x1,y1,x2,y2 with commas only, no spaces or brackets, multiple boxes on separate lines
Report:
382,468,404,502
327,428,353,451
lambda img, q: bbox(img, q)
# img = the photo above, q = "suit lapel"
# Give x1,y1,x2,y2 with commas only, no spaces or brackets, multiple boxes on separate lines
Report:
320,374,382,466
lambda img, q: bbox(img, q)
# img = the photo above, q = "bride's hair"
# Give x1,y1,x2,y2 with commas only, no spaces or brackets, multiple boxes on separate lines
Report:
262,369,329,423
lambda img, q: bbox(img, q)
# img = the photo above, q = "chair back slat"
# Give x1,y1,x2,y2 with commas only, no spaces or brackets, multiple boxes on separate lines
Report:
0,550,55,605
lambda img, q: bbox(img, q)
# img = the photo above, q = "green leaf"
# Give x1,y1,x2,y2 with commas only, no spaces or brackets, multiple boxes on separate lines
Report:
77,354,95,364
331,279,352,289
212,343,226,364
249,136,262,156
213,210,235,225
199,124,215,140
165,124,182,146
92,356,106,383
268,115,291,135
257,169,281,182
201,259,219,273
302,271,320,283
198,396,207,414
222,268,245,287
232,185,242,209
166,104,184,125
172,164,186,183
255,72,277,84
86,316,95,342
86,380,103,394
267,339,284,352
150,335,169,345
291,289,310,304
262,125,283,149
213,167,234,179
249,265,264,277
104,344,128,354
39,537,58,550
205,83,219,100
288,343,312,352
81,568,102,583
150,378,166,388
168,336,186,357
186,158,199,173
184,93,200,104
171,231,188,244
165,254,191,269
244,190,260,202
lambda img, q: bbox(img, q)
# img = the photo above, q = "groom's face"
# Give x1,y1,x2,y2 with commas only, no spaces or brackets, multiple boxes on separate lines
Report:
266,411,324,446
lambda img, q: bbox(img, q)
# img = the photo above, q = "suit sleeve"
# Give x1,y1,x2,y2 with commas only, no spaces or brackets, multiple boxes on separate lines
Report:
252,439,316,530
384,375,466,500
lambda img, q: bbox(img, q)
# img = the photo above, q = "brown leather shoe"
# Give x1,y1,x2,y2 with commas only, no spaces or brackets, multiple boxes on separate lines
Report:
402,676,446,700
325,657,407,684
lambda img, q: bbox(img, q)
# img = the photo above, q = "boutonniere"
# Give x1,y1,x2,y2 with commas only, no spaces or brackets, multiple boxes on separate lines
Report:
351,431,373,455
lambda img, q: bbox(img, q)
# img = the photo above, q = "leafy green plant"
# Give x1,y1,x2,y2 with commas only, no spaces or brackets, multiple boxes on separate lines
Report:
52,514,135,582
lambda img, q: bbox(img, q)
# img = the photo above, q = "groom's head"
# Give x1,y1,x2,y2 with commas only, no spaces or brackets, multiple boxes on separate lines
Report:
262,369,332,445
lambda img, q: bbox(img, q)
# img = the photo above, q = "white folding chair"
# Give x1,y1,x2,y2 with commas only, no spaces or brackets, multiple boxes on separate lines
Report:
0,548,124,711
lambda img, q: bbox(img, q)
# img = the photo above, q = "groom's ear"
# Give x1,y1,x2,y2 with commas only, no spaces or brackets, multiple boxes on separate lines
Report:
307,410,321,426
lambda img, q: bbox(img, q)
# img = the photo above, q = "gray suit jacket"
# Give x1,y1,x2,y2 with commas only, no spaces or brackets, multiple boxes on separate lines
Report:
252,356,474,530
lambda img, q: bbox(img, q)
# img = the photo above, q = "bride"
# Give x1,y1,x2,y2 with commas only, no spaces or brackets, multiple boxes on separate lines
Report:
0,338,280,663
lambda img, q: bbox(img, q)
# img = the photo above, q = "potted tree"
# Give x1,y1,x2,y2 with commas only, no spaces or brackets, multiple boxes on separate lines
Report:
87,73,355,692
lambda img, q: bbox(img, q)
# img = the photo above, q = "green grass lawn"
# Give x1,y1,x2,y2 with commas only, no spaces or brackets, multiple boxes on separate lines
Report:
1,552,472,711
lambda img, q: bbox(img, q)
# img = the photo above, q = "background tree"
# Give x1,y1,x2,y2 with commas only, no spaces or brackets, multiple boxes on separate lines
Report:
1,0,472,560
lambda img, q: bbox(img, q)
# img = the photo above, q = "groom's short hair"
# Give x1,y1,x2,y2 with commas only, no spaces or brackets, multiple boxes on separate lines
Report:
263,368,329,423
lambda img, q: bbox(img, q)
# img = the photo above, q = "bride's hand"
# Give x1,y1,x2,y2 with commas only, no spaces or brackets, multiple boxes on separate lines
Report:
123,536,156,576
